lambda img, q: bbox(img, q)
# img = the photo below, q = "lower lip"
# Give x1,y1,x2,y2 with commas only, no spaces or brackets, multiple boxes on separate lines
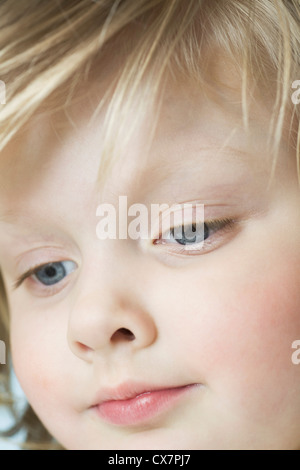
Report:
94,384,199,426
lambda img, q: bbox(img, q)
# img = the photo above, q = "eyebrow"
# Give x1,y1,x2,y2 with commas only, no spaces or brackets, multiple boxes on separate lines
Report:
0,146,256,230
157,145,254,169
140,145,256,193
0,212,49,228
0,213,70,243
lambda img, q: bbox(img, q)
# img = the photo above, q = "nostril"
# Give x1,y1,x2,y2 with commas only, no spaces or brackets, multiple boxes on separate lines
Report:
111,328,136,343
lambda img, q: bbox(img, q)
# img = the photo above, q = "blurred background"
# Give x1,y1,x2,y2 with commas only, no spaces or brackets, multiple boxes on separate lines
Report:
0,370,26,450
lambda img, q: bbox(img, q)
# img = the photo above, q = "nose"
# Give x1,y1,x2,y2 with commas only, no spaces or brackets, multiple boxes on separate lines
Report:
67,286,157,362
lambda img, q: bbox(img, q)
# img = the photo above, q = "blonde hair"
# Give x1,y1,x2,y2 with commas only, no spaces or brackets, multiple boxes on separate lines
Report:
0,0,299,449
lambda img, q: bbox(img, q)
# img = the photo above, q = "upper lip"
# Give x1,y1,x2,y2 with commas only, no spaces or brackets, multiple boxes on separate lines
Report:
90,381,199,407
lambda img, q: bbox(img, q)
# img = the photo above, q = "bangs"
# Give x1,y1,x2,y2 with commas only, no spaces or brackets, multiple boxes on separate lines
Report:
0,1,299,181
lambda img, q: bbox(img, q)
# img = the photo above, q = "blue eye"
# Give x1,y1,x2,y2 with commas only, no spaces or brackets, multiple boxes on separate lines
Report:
170,223,209,246
152,217,235,256
34,261,76,286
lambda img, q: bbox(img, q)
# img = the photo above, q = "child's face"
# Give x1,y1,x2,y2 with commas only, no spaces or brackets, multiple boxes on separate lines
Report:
1,60,300,450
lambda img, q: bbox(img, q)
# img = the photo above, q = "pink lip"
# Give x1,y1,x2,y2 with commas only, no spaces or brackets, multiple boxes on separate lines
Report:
91,383,200,426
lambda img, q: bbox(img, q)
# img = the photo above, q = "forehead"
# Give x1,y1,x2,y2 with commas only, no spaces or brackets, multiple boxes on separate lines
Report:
0,51,292,209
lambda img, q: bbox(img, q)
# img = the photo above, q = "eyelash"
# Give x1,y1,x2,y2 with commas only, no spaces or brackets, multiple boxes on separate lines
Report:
13,261,75,293
152,217,236,256
13,217,236,293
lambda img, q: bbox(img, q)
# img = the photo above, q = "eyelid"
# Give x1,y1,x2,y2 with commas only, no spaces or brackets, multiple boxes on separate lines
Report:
154,217,235,244
13,260,77,290
149,203,204,240
168,217,234,235
13,262,50,290
150,216,237,258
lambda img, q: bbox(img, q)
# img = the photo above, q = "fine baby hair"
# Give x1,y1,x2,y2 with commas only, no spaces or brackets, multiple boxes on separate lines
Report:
0,0,300,450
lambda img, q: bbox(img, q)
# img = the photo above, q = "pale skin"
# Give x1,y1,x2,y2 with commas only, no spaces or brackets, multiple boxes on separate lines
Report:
0,58,300,449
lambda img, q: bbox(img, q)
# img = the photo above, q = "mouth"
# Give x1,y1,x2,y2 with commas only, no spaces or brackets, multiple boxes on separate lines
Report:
91,382,201,427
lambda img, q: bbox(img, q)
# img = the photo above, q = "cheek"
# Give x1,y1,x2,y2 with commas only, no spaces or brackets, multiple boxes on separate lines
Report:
10,314,90,448
228,251,300,367
11,322,60,404
218,269,300,388
9,307,77,434
170,250,300,420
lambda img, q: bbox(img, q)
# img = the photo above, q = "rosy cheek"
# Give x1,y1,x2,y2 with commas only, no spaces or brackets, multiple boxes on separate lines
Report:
202,258,300,418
